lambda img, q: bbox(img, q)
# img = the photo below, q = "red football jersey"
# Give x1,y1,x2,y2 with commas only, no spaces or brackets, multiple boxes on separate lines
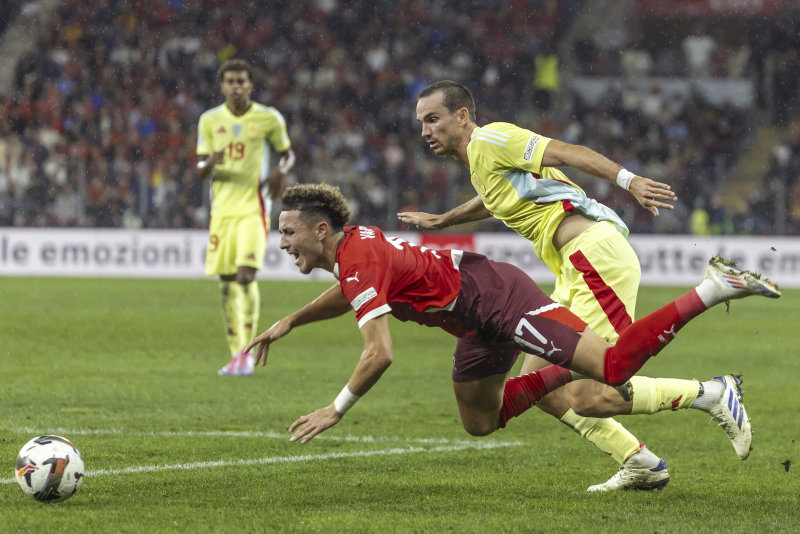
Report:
334,226,462,328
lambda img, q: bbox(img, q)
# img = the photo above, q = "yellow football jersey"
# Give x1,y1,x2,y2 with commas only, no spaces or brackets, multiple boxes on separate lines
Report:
197,102,291,217
467,122,627,275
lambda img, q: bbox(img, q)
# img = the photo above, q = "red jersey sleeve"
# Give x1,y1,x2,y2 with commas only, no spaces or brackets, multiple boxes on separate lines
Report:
336,226,462,328
337,228,393,328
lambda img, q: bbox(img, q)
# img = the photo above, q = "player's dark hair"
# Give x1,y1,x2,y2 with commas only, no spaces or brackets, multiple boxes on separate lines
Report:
418,80,477,123
217,59,254,82
281,184,351,231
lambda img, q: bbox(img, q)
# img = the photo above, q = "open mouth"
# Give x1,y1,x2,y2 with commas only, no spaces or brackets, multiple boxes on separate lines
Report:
285,249,299,264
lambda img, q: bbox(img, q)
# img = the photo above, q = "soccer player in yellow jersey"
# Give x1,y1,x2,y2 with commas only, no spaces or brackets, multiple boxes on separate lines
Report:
399,80,753,491
197,59,296,376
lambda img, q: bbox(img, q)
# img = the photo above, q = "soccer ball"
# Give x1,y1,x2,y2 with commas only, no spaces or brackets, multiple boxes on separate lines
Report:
15,435,85,503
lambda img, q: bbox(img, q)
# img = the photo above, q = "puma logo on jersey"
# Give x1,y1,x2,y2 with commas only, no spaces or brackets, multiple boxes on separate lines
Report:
657,324,678,344
544,341,561,358
345,272,360,283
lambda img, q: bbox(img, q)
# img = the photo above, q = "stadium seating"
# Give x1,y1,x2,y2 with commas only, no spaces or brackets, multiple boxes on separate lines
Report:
0,0,797,234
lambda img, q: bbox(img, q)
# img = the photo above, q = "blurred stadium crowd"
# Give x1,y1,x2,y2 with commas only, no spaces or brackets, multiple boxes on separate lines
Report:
1,0,799,234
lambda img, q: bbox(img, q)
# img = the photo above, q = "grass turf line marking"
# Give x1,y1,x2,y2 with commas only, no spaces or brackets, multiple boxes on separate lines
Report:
10,427,472,445
1,441,521,484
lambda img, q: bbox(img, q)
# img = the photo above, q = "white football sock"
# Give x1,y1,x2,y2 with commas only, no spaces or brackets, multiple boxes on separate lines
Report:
695,278,720,308
690,379,725,412
624,446,660,469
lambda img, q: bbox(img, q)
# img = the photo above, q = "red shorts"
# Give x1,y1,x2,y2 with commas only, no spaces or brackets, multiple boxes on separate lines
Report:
450,253,587,382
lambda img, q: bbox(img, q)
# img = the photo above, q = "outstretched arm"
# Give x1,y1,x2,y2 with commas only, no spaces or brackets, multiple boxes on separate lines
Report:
288,314,394,443
541,139,677,216
246,283,351,365
397,195,490,229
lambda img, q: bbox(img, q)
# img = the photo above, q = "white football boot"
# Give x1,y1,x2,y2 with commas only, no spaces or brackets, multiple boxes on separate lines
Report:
217,352,255,376
707,374,752,460
237,352,255,376
587,456,669,492
702,255,781,307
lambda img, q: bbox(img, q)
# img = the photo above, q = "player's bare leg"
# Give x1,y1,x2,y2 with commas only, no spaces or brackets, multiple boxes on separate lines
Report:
453,365,573,436
453,374,507,437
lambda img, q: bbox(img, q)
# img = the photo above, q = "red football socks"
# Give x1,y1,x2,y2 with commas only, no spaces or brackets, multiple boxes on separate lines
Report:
499,364,573,428
603,289,707,386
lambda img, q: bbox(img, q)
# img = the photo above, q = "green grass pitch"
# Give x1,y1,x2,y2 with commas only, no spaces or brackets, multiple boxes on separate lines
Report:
1,277,798,532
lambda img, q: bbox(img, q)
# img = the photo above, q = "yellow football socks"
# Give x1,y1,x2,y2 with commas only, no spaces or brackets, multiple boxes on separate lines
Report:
560,409,641,465
218,280,240,357
629,376,700,414
235,281,260,352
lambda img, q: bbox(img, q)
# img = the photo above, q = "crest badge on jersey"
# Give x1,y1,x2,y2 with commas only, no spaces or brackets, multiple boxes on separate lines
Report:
522,134,540,161
233,124,242,137
247,123,260,139
471,171,487,197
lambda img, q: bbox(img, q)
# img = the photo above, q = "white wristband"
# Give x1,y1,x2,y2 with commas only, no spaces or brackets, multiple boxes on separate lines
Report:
616,168,635,190
333,385,360,415
278,150,296,174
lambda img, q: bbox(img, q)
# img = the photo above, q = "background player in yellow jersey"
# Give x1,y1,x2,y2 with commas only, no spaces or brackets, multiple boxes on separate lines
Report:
197,59,296,376
399,80,751,491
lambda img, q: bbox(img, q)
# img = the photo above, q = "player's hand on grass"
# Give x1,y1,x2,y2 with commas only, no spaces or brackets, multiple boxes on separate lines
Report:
397,211,444,230
289,405,342,444
628,176,677,217
245,318,293,366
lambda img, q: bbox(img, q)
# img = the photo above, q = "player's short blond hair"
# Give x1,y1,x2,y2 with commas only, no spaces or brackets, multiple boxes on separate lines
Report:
281,183,352,231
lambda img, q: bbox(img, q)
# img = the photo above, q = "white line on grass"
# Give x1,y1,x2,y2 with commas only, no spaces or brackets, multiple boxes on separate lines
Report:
10,427,470,445
1,441,521,484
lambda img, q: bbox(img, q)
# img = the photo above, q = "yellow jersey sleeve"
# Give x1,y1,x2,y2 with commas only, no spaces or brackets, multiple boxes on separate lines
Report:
197,110,215,156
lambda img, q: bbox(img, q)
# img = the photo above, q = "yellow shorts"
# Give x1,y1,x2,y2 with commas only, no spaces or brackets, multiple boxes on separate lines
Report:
550,221,640,342
205,213,267,276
